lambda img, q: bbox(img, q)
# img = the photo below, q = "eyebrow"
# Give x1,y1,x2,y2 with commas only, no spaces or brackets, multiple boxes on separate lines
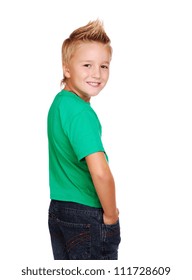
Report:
80,60,110,64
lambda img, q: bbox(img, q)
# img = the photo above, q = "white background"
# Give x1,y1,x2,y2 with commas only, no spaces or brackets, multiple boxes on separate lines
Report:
0,0,191,279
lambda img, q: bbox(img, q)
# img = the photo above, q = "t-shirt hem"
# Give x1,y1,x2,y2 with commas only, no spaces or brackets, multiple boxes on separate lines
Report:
50,194,102,208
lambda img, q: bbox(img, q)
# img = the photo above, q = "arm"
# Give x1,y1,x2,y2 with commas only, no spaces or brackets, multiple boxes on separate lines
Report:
85,152,119,225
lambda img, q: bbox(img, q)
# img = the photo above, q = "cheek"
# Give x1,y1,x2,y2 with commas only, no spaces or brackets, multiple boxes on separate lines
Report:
103,71,109,81
78,69,89,79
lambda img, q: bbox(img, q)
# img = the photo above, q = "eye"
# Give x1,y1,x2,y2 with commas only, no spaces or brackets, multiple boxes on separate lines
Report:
101,65,109,69
83,64,91,68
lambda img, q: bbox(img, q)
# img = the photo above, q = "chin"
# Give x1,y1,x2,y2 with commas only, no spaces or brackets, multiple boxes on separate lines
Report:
90,92,100,98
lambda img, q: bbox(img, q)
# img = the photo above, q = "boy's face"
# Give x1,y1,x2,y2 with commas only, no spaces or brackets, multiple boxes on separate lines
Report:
64,42,111,102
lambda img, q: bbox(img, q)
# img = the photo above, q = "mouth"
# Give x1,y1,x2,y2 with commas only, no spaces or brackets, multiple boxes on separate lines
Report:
87,82,101,87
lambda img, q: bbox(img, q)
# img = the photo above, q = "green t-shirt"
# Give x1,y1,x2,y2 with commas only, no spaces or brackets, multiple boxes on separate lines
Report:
47,90,106,207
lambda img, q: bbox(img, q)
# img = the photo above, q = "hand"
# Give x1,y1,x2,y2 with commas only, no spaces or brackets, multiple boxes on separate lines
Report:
103,208,119,225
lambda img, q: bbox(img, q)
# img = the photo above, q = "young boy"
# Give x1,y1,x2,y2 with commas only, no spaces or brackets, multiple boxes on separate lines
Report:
47,20,120,260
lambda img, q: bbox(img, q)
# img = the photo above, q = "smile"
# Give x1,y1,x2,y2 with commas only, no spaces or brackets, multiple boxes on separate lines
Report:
87,82,100,87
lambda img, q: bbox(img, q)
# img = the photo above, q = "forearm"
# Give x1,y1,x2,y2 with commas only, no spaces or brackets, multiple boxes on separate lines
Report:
86,152,119,224
91,171,117,217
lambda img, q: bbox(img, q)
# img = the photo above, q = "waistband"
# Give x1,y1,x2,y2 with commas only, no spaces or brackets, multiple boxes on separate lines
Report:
50,200,103,218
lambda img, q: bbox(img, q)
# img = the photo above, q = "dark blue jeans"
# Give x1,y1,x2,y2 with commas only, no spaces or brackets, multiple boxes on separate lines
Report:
48,200,121,260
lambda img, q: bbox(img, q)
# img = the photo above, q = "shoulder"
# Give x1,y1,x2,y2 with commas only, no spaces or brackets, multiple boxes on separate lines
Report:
58,90,90,115
54,90,100,128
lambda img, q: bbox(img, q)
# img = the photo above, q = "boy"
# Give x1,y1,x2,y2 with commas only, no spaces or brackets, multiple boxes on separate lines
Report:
47,20,120,260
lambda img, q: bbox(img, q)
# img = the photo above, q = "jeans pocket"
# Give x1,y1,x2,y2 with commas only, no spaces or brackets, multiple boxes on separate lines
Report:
49,213,91,260
102,220,121,260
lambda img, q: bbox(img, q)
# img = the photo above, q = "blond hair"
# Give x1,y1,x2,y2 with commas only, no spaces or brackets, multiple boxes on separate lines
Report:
61,20,112,87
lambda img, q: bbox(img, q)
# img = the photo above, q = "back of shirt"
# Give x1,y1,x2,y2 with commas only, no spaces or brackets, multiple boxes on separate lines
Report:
47,90,106,207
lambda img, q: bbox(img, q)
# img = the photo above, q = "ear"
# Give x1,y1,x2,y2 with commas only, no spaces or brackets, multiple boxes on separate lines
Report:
63,64,71,78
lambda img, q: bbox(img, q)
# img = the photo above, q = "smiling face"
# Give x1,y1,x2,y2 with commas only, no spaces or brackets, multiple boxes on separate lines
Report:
63,42,111,102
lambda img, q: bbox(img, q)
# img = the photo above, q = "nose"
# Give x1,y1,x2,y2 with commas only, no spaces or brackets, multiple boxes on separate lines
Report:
91,66,101,79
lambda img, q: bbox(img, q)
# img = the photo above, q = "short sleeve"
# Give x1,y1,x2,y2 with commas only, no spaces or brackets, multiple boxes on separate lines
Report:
67,109,105,161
